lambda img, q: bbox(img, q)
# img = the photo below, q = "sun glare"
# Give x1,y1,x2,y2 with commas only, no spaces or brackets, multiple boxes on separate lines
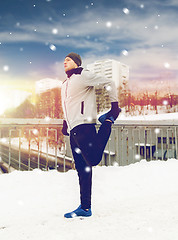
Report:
0,91,12,115
0,88,33,116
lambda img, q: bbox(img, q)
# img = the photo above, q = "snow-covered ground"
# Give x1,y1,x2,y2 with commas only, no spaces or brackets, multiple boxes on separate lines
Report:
0,159,178,240
118,111,178,121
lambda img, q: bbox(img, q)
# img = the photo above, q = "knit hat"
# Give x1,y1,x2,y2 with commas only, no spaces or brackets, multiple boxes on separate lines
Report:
65,52,82,66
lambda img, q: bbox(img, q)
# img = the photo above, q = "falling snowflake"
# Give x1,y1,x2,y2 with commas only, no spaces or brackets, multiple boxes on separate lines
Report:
164,62,170,69
122,49,129,56
154,128,160,134
20,47,24,51
16,22,20,27
135,154,140,160
87,117,93,122
33,129,38,135
91,2,94,6
3,65,9,72
154,25,159,30
106,86,112,91
163,100,168,105
140,4,144,8
123,8,130,15
85,166,91,172
45,116,51,122
113,162,119,167
106,21,112,28
75,147,82,154
49,44,56,51
52,28,58,34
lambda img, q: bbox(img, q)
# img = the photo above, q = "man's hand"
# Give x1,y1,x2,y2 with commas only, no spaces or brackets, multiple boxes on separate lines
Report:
62,120,69,136
98,102,121,124
108,102,121,120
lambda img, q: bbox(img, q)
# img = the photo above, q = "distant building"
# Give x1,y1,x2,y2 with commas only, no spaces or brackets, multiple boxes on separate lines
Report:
35,78,63,118
87,59,129,113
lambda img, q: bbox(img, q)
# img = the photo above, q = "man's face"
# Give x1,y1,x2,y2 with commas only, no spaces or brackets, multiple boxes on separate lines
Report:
64,57,78,72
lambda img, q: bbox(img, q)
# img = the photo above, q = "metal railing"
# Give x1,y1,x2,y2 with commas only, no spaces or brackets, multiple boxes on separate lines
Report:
0,118,72,173
0,118,177,173
103,119,178,166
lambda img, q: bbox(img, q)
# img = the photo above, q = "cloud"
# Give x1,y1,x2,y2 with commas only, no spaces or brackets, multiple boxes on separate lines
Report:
1,2,177,94
1,5,178,51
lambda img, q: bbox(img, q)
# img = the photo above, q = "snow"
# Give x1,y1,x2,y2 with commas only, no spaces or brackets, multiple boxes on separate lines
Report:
0,159,178,240
123,8,130,15
3,65,9,72
49,44,56,51
118,112,178,121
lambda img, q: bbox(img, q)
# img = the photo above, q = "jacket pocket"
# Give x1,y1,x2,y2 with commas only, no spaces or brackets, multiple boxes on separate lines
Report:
81,101,84,114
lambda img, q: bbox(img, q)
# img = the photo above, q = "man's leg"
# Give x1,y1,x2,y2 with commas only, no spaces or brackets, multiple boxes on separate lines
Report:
93,120,112,166
70,133,92,210
70,123,112,167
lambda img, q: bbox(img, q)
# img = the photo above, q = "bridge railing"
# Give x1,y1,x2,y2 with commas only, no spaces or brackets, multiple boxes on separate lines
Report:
0,118,71,173
0,118,177,173
107,119,178,166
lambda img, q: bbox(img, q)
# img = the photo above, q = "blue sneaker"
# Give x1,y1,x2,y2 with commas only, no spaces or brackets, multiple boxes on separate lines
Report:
64,205,92,218
98,113,115,124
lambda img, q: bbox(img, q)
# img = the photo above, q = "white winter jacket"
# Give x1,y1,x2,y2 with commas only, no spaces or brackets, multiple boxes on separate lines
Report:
61,68,118,130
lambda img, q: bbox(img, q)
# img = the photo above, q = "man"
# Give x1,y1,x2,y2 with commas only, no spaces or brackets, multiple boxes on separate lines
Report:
61,52,121,218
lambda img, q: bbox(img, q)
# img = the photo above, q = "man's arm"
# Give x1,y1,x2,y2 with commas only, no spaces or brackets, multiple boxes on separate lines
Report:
82,69,121,122
81,69,118,102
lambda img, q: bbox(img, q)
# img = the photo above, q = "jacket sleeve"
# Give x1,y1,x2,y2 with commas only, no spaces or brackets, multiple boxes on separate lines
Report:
81,69,118,102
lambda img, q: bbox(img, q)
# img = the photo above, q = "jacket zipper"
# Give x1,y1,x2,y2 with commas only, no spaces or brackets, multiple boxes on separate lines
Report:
81,101,84,114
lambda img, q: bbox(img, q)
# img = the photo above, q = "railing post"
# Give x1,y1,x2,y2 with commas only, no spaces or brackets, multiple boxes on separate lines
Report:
18,129,21,170
37,133,40,169
155,127,160,161
46,128,49,170
0,129,1,160
63,140,66,172
144,128,147,160
175,127,178,159
9,129,11,172
28,130,31,170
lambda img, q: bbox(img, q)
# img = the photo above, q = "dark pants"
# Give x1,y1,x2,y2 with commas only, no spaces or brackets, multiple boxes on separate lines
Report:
70,122,112,209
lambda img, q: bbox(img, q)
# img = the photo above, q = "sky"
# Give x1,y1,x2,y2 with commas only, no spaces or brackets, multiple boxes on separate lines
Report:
0,0,178,113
